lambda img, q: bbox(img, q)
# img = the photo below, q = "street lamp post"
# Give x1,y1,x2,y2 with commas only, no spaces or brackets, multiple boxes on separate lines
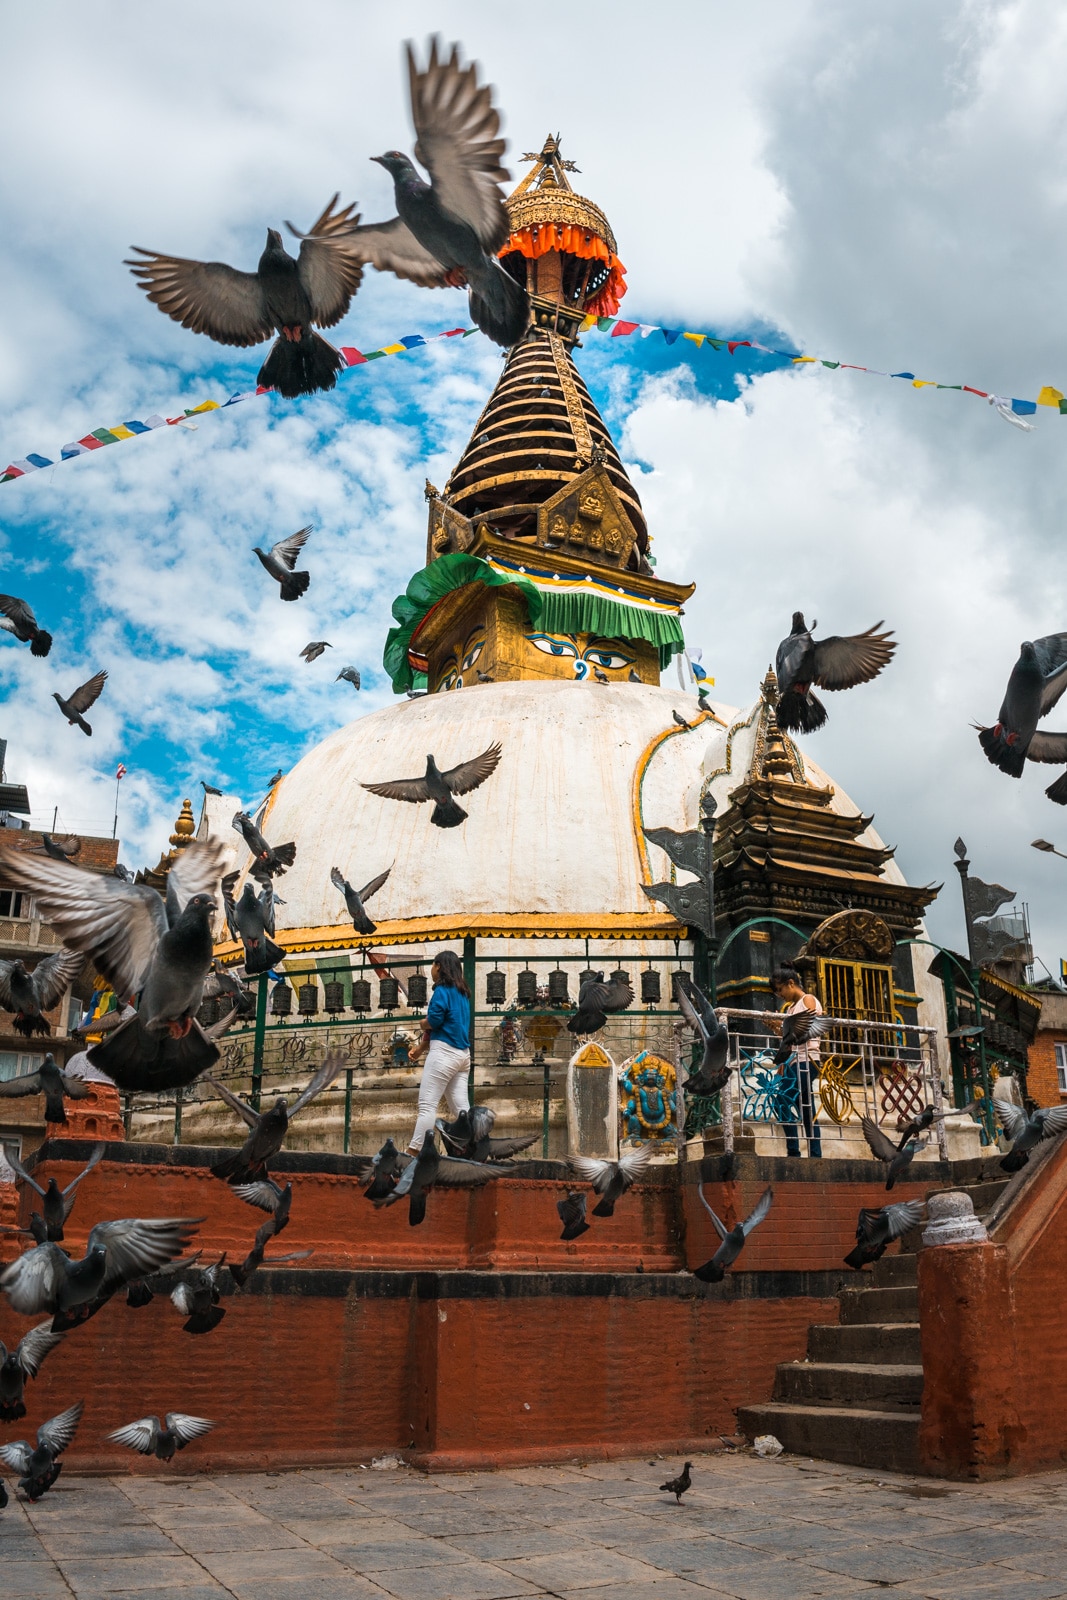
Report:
1032,838,1067,862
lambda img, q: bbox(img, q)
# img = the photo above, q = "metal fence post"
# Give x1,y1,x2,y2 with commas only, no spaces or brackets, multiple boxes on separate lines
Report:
463,935,476,1103
173,1088,182,1147
343,1067,353,1154
250,972,268,1112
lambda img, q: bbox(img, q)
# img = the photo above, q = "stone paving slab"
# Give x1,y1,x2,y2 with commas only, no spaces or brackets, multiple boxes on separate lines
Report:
2,1450,1067,1599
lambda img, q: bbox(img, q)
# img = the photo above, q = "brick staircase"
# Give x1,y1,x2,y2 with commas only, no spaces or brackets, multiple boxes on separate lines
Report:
738,1177,1008,1474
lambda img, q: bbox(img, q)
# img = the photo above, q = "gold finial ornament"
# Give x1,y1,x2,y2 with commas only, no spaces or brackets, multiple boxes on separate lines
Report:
169,798,196,849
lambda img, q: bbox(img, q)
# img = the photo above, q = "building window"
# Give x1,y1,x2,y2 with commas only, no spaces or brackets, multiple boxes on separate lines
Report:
1056,1042,1067,1094
0,890,24,917
0,1052,42,1083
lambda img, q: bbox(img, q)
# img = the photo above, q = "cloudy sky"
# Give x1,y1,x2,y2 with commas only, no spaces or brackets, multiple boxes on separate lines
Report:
2,0,1066,970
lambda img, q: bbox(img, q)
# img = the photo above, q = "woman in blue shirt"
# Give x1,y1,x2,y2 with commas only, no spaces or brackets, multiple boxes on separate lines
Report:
406,950,471,1152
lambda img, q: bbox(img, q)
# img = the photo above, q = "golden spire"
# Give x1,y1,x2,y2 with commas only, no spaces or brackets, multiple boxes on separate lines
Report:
169,798,195,850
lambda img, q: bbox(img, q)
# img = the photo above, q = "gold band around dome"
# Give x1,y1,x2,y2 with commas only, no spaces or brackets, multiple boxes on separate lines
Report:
504,189,617,255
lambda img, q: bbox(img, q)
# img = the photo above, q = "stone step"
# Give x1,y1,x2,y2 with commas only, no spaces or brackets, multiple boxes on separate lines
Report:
838,1284,919,1324
807,1321,921,1365
773,1361,923,1411
868,1253,918,1286
737,1401,919,1474
957,1178,1010,1215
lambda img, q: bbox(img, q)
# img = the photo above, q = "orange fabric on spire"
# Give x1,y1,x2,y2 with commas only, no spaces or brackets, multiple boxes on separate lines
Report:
499,226,628,318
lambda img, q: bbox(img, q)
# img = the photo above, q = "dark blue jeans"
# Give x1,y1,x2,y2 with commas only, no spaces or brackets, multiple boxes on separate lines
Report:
781,1057,822,1158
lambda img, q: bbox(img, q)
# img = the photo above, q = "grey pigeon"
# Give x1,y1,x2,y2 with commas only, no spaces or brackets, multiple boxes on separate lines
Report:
772,1007,831,1066
475,668,493,683
53,669,107,735
659,1461,692,1503
124,1250,203,1309
0,1322,65,1421
362,743,502,828
267,770,285,788
861,1116,926,1191
0,1401,83,1501
673,975,730,1097
571,1146,653,1218
896,1099,979,1148
108,1413,215,1462
4,1142,105,1241
557,1191,589,1241
300,640,332,662
209,1052,343,1181
364,1138,404,1201
113,863,133,882
0,950,83,1036
0,593,52,656
229,1217,312,1287
127,195,364,398
376,1130,496,1226
694,1184,773,1282
350,39,528,348
170,1253,227,1334
336,666,361,688
40,833,81,860
254,525,311,601
672,710,692,729
775,612,896,734
0,1052,90,1124
331,865,390,935
222,872,283,975
232,810,296,880
977,634,1067,801
231,1177,292,1235
0,837,229,1090
844,1199,925,1271
567,971,633,1035
628,669,641,683
592,666,610,684
995,1100,1067,1172
201,780,222,796
2,1216,201,1321
437,1105,536,1163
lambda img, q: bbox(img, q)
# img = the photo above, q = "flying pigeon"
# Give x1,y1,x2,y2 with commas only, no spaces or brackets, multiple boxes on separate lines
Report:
556,1191,589,1241
570,1146,653,1218
229,1218,312,1288
330,865,390,936
200,780,222,796
693,1184,773,1282
108,1413,215,1462
976,634,1067,802
0,1323,65,1422
659,1461,692,1503
208,1052,343,1181
231,1177,292,1235
124,1250,203,1310
376,1130,496,1226
775,613,896,734
362,743,503,828
254,525,312,601
0,1401,83,1501
0,950,83,1037
170,1254,227,1334
127,195,364,398
860,1116,926,1191
40,833,81,860
0,1052,91,1124
222,872,283,975
895,1099,979,1148
844,1200,925,1271
2,1216,201,1321
0,838,229,1091
349,39,529,348
336,666,361,688
995,1101,1067,1172
0,594,52,657
673,975,729,1097
232,811,296,880
771,1007,831,1066
53,670,107,736
567,971,633,1035
300,640,332,662
4,1142,105,1241
364,1138,405,1201
437,1105,537,1162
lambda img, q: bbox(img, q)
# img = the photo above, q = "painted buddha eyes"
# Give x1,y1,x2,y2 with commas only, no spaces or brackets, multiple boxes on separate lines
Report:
586,649,630,670
438,634,484,691
526,634,634,678
528,635,579,660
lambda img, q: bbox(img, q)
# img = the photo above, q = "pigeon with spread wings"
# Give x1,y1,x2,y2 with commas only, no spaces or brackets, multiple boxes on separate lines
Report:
0,950,83,1038
346,39,528,348
995,1100,1067,1172
775,613,895,734
375,1129,496,1226
844,1200,925,1271
0,1323,65,1421
362,742,502,828
209,1052,343,1181
976,634,1067,803
0,1052,90,1124
127,196,363,398
570,1146,653,1218
331,865,390,936
108,1413,215,1462
567,971,633,1035
53,670,107,736
0,837,229,1090
222,872,283,976
673,975,730,1097
4,1142,104,1241
2,1216,201,1321
771,1007,831,1067
254,525,311,601
860,1115,926,1191
232,811,296,881
693,1184,773,1282
0,1401,83,1501
0,594,52,657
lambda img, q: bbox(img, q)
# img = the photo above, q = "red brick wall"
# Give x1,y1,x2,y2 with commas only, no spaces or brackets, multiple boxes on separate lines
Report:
1027,1030,1067,1108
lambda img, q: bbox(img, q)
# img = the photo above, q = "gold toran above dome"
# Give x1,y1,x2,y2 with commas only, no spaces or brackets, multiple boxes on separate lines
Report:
505,135,618,255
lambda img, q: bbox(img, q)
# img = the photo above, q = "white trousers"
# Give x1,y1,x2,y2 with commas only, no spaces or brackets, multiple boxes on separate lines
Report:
409,1039,471,1150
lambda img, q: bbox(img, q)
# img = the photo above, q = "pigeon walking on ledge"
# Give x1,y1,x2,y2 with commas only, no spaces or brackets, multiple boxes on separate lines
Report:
349,38,529,348
775,613,896,734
